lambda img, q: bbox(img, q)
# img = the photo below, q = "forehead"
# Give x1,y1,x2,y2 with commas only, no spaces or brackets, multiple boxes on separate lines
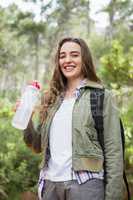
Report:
60,42,81,53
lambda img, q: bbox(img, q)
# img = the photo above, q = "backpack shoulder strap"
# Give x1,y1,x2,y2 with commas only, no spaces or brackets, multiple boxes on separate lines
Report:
90,87,107,185
90,87,105,150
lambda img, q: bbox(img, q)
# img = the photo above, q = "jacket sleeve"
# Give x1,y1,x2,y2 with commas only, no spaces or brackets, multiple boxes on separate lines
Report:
103,90,124,200
23,120,42,153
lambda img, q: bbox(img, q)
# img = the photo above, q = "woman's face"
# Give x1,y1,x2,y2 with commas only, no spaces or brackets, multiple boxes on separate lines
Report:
59,42,84,81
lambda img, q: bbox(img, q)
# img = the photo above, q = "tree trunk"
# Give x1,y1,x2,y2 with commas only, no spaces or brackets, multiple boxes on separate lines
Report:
34,34,39,80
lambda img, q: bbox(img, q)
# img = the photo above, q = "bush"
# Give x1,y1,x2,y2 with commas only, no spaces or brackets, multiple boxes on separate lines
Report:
0,97,41,200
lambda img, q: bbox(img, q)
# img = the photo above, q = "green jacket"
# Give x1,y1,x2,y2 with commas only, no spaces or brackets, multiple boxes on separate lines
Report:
24,80,124,200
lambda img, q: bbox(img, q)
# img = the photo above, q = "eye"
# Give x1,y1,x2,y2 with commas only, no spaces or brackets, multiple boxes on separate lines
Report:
71,54,79,57
59,53,66,59
59,55,65,59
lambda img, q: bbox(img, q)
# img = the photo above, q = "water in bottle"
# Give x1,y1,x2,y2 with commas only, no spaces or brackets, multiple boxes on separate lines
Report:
12,81,41,130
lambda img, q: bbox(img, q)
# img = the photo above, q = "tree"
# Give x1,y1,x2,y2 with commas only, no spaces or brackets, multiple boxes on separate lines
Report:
6,5,46,80
100,0,133,39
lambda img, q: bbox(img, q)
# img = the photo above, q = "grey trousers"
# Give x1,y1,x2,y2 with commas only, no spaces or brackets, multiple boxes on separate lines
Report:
41,179,104,200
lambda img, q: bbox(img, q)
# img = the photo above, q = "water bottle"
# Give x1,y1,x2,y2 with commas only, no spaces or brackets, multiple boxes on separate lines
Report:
12,81,41,130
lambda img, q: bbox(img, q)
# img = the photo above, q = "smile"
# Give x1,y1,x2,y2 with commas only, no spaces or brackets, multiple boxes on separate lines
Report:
63,65,76,72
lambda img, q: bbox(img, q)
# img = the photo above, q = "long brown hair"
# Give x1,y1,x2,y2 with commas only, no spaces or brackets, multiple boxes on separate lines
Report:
40,37,101,123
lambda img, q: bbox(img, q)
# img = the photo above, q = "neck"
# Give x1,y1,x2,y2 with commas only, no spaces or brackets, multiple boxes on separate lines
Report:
66,77,84,92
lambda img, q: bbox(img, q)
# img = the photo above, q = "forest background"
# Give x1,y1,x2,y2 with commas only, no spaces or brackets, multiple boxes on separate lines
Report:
0,0,133,199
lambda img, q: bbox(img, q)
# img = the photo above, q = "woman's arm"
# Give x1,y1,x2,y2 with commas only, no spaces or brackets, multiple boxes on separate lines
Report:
103,90,124,200
23,119,42,153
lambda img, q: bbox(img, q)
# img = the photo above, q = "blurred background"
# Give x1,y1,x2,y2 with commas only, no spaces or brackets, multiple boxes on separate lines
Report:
0,0,133,199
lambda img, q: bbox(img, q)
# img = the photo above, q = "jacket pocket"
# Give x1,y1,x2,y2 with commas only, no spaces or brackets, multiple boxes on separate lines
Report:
85,127,103,154
85,126,98,141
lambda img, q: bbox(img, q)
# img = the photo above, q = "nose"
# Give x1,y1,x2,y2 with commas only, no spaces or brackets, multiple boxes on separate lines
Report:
64,55,72,63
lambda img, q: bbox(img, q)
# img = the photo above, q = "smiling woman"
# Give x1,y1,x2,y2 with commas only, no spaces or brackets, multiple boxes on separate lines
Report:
22,37,124,200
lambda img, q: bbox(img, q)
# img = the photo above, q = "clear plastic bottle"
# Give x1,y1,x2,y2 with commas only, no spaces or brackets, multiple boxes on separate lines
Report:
12,81,41,130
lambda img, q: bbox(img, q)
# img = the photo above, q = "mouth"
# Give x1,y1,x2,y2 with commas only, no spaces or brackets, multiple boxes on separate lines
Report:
63,65,76,72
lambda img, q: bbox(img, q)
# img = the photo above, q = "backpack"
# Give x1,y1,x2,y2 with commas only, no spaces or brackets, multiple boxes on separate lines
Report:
90,88,131,200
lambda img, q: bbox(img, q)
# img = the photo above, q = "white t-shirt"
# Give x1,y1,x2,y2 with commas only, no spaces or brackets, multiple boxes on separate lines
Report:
44,97,76,181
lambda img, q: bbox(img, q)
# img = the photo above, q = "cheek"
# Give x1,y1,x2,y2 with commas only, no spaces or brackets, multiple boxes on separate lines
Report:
59,62,64,73
77,60,82,69
76,57,82,66
59,60,63,68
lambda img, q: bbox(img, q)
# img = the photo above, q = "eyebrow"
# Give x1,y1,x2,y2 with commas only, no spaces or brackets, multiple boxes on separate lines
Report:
60,51,80,55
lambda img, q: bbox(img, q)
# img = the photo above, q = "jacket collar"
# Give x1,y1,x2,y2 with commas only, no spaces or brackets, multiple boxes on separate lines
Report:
60,79,104,100
80,79,104,89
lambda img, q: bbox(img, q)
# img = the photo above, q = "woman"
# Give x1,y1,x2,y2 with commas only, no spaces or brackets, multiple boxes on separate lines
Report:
23,37,123,200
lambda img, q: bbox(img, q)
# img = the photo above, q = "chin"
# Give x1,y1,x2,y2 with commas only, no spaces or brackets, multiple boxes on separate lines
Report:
63,74,76,79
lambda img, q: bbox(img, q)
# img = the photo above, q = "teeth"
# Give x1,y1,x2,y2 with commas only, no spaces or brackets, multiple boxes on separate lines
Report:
64,65,75,69
64,66,75,72
62,64,76,73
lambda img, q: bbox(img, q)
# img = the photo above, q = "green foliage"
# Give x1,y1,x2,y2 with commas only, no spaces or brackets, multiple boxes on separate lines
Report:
0,99,41,199
100,40,133,88
88,32,111,60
